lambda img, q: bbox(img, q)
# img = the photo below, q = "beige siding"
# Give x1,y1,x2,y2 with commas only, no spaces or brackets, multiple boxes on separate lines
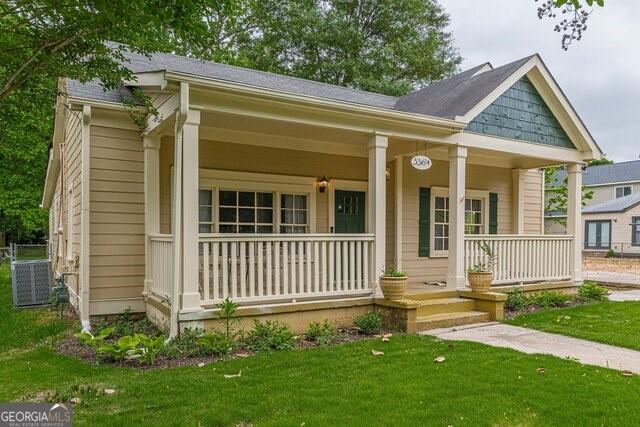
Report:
159,138,368,234
523,169,544,234
583,208,640,254
89,118,145,308
400,158,517,284
588,183,640,207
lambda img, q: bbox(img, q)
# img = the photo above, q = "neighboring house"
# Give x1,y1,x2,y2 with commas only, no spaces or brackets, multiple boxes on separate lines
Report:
582,192,640,255
545,161,640,245
41,49,600,334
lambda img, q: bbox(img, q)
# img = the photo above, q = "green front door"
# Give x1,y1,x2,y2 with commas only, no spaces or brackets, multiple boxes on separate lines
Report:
335,190,365,233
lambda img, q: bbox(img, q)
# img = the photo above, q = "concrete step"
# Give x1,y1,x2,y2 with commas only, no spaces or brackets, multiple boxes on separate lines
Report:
415,298,476,317
404,290,460,301
416,311,491,331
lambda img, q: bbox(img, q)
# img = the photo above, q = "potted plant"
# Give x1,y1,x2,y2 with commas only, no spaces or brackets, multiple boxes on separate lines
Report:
467,242,495,293
379,265,408,300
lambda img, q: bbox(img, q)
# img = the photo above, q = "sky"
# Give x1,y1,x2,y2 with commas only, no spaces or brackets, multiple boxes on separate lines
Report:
439,0,639,162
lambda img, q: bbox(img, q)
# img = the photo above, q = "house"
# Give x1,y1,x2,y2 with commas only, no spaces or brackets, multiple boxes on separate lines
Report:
545,160,640,234
41,49,601,334
580,192,640,255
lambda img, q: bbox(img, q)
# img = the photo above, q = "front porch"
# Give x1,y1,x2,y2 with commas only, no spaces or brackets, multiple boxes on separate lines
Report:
141,83,586,336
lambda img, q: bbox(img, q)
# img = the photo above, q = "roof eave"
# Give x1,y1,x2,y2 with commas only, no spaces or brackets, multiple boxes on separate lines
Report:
161,70,467,133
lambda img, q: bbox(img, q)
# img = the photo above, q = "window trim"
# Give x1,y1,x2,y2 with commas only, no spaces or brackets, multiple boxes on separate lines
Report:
429,187,490,258
632,217,640,247
614,185,632,199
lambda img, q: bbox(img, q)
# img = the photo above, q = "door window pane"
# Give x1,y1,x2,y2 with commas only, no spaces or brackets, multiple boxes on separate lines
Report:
281,194,308,233
587,222,597,247
601,222,611,247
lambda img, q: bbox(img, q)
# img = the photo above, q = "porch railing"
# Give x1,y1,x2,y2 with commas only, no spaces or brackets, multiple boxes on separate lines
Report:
465,235,574,285
198,234,375,305
149,233,174,299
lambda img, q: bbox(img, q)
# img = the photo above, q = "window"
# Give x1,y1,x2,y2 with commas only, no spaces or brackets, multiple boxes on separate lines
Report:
433,196,449,251
280,194,308,233
218,190,274,233
430,190,490,256
632,217,640,246
198,189,214,233
615,186,632,198
465,198,484,234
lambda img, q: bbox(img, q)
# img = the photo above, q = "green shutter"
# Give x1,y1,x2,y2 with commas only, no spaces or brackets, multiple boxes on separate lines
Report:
419,188,431,257
489,192,498,234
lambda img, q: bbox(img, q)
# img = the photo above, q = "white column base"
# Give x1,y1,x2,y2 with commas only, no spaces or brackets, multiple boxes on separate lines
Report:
446,275,467,290
181,292,202,312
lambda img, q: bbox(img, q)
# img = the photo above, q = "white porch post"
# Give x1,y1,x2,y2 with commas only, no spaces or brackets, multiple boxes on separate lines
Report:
143,135,161,296
447,146,467,289
180,109,201,311
394,155,403,270
566,163,583,283
512,169,526,234
368,133,388,291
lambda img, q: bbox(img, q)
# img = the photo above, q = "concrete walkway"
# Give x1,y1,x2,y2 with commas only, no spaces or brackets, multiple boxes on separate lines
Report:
584,270,640,286
423,323,640,374
609,290,640,302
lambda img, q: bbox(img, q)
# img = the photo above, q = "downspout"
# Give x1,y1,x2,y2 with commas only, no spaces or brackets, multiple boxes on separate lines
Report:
170,82,189,339
80,105,92,331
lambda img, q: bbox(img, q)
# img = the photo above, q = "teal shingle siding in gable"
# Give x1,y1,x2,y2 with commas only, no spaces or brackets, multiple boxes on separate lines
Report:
467,77,575,149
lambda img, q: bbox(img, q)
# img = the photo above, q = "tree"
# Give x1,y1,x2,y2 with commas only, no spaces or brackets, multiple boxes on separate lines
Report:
587,157,613,166
176,0,461,96
536,0,604,50
544,166,593,225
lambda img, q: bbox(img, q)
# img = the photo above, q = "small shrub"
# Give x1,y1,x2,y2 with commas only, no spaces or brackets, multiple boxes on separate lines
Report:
505,288,528,311
197,332,235,356
354,311,383,335
218,297,240,340
605,249,616,258
247,320,295,352
578,281,609,302
530,291,572,309
162,328,205,358
75,327,114,348
306,320,337,345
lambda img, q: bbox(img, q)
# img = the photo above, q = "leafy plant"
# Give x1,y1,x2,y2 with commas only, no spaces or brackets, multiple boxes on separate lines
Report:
505,288,528,312
75,327,114,349
97,335,140,362
197,332,235,356
605,249,616,258
354,311,383,335
247,320,295,352
218,297,240,340
468,242,495,273
162,328,205,358
578,282,609,302
306,320,337,346
382,265,407,278
531,291,572,309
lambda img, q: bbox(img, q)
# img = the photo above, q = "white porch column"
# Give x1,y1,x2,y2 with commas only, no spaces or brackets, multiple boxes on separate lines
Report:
180,109,201,311
143,135,161,296
394,155,403,270
512,169,527,234
566,163,583,283
447,146,467,289
368,133,388,290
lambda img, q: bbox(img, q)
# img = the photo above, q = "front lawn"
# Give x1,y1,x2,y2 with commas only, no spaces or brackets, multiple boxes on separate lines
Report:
2,262,640,425
506,301,640,351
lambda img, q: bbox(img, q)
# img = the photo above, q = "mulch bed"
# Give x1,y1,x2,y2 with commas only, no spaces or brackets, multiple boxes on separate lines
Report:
56,328,382,370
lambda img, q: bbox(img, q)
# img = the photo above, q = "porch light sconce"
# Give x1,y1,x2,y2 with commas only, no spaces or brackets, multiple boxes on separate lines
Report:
385,167,391,181
318,175,329,193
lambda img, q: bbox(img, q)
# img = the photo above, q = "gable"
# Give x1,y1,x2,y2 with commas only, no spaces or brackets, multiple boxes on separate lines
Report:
467,77,575,149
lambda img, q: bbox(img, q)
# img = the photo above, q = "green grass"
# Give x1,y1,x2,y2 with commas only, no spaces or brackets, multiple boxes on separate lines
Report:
1,263,640,426
0,262,72,352
506,301,640,351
